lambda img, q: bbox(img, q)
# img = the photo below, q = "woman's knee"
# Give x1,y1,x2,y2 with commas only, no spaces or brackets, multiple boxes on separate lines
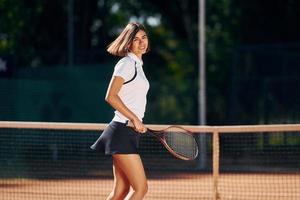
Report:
133,181,148,195
118,186,131,198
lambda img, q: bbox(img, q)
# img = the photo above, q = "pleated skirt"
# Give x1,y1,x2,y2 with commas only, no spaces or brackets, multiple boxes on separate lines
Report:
90,121,140,155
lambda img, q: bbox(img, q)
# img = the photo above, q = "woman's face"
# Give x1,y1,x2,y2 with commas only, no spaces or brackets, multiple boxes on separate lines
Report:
129,30,148,58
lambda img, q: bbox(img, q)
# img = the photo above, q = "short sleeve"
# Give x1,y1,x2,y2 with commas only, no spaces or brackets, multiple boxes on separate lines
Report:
113,58,135,82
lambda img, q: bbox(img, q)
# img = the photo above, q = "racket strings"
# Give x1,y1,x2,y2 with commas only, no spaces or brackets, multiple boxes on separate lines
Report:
165,131,198,159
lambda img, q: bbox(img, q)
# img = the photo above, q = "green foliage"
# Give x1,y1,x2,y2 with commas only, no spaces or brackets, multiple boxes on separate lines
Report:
1,0,299,125
0,0,66,66
205,0,241,123
0,0,235,124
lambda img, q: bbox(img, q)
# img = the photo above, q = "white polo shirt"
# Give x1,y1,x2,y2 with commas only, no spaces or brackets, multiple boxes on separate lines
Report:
112,53,150,123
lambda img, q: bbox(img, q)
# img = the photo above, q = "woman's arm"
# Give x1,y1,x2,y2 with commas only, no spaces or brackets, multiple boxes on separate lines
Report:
105,76,146,133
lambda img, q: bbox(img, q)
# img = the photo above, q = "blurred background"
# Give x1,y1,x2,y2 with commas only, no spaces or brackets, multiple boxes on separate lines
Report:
1,0,300,125
1,1,300,199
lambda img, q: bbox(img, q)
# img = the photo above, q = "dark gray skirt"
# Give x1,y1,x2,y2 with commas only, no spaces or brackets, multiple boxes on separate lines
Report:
90,121,141,155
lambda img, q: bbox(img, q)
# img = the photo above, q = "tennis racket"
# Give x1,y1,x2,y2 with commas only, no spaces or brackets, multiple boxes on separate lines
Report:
129,124,199,161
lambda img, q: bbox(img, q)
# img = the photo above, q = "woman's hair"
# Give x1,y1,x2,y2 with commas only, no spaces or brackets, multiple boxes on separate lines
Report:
107,22,150,56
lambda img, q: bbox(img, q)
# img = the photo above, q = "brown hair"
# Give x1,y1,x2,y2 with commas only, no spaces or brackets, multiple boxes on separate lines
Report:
107,22,150,57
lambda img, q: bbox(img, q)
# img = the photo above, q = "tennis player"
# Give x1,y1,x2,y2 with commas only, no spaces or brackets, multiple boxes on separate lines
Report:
91,22,150,200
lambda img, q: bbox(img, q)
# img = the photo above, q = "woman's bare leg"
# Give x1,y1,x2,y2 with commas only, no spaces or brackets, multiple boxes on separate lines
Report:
106,159,130,200
113,154,148,200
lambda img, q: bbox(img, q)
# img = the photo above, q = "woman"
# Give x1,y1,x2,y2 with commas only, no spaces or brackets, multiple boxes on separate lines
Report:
91,22,150,200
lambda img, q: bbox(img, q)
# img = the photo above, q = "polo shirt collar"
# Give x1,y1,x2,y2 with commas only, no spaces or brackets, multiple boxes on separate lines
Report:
127,52,143,66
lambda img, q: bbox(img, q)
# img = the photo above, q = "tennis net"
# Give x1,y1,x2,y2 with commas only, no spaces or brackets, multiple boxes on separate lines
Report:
0,121,299,200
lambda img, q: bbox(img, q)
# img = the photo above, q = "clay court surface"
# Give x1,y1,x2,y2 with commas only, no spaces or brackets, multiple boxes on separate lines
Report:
1,172,300,200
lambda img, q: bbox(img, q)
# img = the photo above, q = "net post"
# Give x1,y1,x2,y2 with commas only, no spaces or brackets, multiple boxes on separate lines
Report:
213,131,220,200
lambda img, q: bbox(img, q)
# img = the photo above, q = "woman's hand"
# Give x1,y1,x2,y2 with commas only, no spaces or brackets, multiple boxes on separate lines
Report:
129,118,147,134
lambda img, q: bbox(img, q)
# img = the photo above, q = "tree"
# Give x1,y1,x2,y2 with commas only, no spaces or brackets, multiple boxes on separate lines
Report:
2,0,299,124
